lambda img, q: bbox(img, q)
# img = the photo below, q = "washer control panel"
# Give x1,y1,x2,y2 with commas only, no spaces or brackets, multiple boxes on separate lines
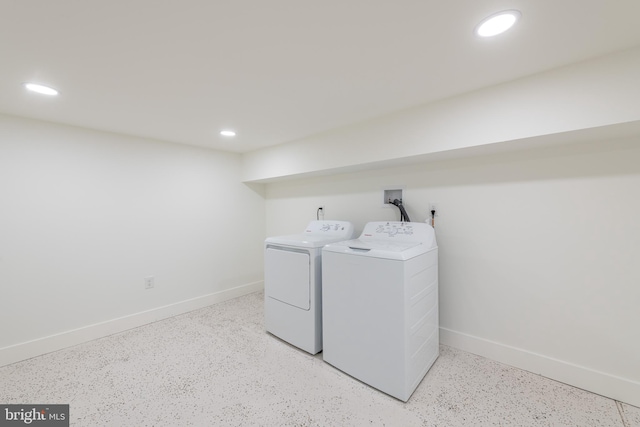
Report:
361,221,433,243
374,222,414,237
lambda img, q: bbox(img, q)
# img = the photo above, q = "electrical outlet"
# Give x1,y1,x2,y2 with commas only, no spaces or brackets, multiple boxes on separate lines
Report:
144,276,155,289
429,202,439,217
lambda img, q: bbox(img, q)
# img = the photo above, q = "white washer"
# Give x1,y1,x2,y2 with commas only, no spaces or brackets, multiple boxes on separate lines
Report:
264,220,354,354
322,221,438,402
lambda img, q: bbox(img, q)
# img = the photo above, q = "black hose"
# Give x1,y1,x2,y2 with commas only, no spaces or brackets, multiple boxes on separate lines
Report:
392,199,405,221
392,199,411,222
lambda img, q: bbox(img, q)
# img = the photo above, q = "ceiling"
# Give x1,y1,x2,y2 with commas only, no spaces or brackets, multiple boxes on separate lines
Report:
2,1,640,154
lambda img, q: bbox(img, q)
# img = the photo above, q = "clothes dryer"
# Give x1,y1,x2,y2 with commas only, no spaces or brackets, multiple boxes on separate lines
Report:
265,220,354,354
322,221,438,401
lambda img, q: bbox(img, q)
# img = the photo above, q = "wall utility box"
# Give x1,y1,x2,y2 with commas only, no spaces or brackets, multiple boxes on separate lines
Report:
383,188,403,205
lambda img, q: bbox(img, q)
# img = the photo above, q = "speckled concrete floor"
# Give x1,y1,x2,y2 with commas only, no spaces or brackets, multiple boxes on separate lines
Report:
0,291,637,426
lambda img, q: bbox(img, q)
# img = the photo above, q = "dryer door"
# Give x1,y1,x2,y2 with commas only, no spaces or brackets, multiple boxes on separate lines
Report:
265,246,310,310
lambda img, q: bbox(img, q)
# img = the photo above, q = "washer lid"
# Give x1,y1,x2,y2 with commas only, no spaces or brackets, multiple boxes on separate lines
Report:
322,221,437,260
345,240,421,253
323,238,429,260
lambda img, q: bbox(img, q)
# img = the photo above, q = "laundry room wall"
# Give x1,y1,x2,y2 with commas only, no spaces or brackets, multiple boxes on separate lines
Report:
0,114,265,366
264,137,640,407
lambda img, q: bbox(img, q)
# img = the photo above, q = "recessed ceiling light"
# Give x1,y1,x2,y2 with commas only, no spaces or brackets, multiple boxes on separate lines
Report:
220,130,236,137
475,10,521,37
24,82,59,96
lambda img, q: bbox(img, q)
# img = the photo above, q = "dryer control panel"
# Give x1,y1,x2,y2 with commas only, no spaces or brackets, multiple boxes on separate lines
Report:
305,220,355,238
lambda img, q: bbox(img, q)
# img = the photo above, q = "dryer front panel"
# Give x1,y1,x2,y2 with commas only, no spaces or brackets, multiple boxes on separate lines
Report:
265,246,310,310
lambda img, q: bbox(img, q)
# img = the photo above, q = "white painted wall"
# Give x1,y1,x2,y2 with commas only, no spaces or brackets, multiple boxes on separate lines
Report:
0,114,265,364
265,138,640,406
244,47,640,182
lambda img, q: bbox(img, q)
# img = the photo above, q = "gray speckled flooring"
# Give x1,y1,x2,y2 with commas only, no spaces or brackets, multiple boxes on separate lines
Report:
620,403,640,427
0,291,637,426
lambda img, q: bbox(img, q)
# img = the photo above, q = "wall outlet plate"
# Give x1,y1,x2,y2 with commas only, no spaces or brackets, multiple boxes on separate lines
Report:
429,202,439,217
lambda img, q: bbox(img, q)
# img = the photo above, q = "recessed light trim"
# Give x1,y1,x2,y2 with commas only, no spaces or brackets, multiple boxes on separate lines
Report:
475,10,521,37
24,82,59,96
220,130,236,137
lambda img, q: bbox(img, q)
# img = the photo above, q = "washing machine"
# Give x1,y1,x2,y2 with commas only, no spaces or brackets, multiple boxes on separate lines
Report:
322,221,438,402
264,220,354,354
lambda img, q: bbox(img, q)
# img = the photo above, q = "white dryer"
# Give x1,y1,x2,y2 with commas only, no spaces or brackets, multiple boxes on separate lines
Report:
322,221,438,402
264,220,354,354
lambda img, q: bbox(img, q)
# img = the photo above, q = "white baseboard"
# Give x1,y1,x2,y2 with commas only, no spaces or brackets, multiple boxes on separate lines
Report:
440,327,640,408
0,281,264,368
